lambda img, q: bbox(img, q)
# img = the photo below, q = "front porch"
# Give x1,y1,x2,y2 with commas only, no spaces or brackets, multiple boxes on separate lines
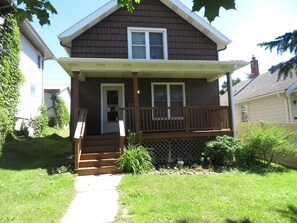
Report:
57,58,248,174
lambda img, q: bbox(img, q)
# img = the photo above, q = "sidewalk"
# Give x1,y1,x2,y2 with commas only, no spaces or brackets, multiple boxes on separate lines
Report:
61,174,123,223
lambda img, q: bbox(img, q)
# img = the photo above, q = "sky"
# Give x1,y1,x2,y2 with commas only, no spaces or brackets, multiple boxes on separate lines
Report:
32,0,297,86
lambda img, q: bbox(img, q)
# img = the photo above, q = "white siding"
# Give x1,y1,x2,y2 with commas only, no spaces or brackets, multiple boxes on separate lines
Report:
17,33,43,120
235,93,288,124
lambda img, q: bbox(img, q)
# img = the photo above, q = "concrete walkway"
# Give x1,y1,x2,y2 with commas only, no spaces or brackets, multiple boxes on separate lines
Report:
61,174,122,223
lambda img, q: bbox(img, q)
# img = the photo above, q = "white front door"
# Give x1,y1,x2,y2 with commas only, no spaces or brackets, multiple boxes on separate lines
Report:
101,84,124,133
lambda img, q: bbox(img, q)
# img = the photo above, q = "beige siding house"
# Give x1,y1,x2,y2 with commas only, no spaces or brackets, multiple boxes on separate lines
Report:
221,58,297,124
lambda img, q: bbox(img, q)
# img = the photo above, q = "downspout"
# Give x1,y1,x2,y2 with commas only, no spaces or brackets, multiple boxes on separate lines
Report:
42,56,55,105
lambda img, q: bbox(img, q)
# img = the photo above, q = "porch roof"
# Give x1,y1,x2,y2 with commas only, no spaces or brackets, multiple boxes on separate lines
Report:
56,58,248,82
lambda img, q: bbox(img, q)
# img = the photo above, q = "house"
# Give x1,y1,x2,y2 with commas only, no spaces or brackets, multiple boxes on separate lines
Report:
220,56,297,124
15,20,54,133
56,0,248,175
0,0,54,134
44,84,71,120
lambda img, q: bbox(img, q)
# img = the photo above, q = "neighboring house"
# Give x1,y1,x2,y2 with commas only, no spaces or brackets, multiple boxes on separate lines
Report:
16,20,54,129
0,0,54,134
44,84,71,119
221,57,297,124
56,0,247,175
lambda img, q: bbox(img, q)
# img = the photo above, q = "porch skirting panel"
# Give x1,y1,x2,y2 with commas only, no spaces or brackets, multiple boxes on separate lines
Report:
141,136,216,165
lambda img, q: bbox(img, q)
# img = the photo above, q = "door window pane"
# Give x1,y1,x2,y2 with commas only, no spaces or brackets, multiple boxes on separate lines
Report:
107,90,118,122
107,91,118,105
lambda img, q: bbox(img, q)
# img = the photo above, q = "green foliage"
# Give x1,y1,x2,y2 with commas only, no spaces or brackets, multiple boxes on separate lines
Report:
0,13,23,150
192,0,236,22
219,77,241,95
15,0,57,25
0,108,9,152
258,30,297,79
241,123,297,166
51,93,70,128
32,103,48,137
117,134,154,174
204,135,241,166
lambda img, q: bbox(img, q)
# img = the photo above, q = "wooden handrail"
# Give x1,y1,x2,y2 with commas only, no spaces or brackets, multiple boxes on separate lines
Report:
74,108,87,171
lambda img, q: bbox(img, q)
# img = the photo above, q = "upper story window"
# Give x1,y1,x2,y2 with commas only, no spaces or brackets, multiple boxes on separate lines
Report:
128,27,168,60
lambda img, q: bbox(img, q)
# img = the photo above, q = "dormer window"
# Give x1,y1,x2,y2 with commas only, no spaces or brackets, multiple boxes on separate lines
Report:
128,27,168,60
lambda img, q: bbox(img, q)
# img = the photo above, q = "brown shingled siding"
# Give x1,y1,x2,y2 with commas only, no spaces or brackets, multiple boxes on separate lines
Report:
71,0,218,60
78,77,219,135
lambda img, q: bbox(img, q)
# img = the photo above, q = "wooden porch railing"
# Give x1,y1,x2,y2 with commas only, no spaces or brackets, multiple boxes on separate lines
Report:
74,108,87,170
119,120,125,155
118,106,230,133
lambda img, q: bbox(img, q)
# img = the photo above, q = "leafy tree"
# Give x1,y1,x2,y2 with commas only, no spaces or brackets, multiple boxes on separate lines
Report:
220,77,241,95
258,30,297,80
15,0,236,26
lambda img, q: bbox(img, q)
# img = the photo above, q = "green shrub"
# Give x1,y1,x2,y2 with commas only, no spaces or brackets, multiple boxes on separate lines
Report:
242,123,297,166
204,135,241,166
117,143,154,174
32,103,48,137
51,94,70,128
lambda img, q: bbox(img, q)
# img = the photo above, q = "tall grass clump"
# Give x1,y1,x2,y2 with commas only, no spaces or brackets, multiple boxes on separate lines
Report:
117,132,154,174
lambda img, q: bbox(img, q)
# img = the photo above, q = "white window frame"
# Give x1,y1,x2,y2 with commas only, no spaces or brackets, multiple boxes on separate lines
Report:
127,27,168,60
240,104,249,122
151,82,186,120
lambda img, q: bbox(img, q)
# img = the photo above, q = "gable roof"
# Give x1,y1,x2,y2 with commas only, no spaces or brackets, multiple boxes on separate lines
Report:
221,71,297,105
58,0,231,53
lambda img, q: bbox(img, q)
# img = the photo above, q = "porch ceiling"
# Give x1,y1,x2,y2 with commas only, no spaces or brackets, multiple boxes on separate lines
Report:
56,58,248,82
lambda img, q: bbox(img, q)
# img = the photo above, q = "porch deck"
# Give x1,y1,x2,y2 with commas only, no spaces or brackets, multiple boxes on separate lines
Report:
73,106,232,174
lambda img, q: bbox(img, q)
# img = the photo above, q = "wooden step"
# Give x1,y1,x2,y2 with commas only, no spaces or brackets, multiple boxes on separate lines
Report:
83,140,119,147
85,134,118,141
79,158,117,168
82,145,118,153
77,166,121,176
80,152,120,160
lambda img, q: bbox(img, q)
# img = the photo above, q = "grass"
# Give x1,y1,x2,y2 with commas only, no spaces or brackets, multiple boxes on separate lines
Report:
116,170,297,223
0,127,76,223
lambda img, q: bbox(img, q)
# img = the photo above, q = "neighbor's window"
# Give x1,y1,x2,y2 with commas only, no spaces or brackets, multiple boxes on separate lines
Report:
30,84,36,96
37,55,42,69
240,105,248,122
128,27,167,60
152,83,185,119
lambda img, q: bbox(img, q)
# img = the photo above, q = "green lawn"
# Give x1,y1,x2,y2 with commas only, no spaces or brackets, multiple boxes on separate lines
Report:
116,170,297,223
0,128,76,223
